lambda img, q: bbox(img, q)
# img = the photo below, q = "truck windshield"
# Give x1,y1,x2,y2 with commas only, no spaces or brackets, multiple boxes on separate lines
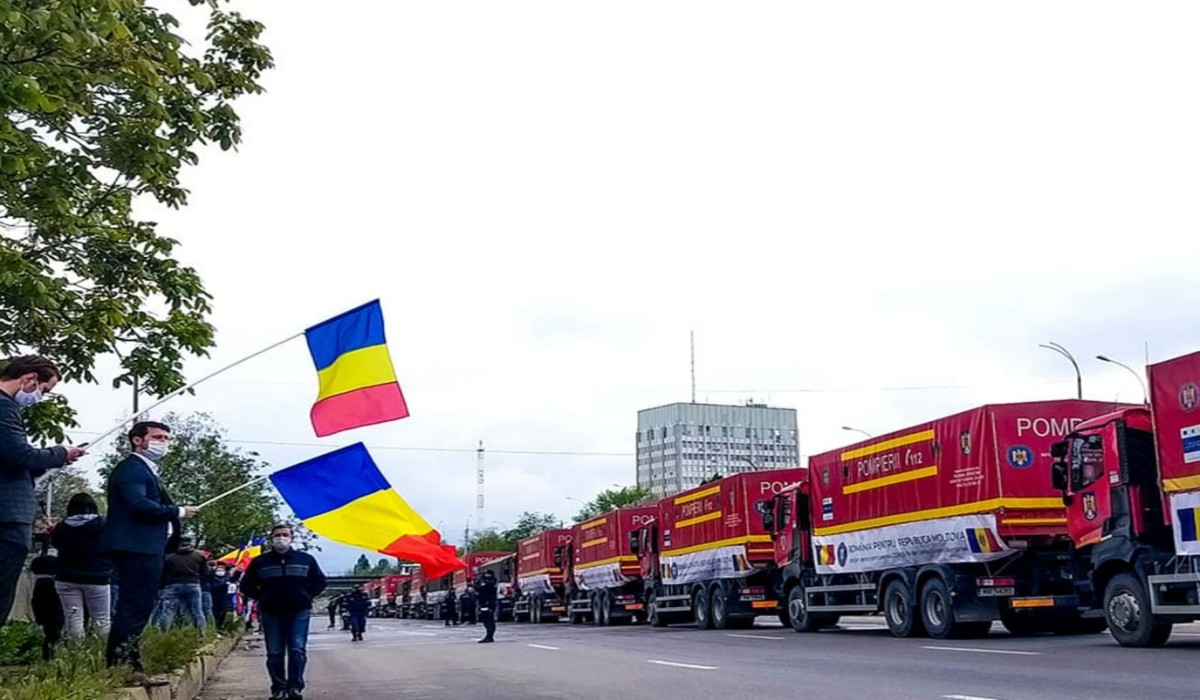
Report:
1070,434,1105,491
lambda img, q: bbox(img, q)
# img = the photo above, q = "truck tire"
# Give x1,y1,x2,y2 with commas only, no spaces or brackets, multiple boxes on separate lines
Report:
920,577,968,640
694,588,713,630
884,579,925,638
711,586,731,630
787,584,835,633
532,598,542,624
649,592,668,627
1104,573,1173,648
598,593,610,627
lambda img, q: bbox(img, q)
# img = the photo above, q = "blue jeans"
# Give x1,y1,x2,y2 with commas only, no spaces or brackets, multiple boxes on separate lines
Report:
154,583,206,632
261,609,311,695
202,589,213,624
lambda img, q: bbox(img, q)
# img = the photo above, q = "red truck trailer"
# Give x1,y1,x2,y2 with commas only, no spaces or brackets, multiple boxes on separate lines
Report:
634,469,804,629
453,552,511,618
1049,349,1200,647
764,399,1131,639
558,505,655,625
514,529,572,623
380,574,407,617
404,568,428,619
476,552,517,621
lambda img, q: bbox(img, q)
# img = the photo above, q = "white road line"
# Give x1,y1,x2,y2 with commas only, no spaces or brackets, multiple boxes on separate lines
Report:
942,695,1000,700
398,631,438,636
923,646,1038,656
527,644,560,650
647,660,719,670
726,634,784,640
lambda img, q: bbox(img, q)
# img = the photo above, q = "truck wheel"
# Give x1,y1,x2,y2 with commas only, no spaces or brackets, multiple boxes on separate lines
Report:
1104,573,1173,648
787,584,836,633
711,586,730,630
598,593,610,627
532,598,542,624
694,588,713,630
884,580,924,638
920,577,962,640
649,593,667,627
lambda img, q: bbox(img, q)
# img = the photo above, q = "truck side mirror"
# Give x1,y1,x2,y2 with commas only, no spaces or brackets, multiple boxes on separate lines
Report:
762,510,776,534
1051,462,1068,492
628,531,641,555
1050,441,1068,459
553,548,563,568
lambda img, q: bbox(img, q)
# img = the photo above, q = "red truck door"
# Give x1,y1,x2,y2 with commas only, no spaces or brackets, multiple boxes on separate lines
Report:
1065,428,1114,546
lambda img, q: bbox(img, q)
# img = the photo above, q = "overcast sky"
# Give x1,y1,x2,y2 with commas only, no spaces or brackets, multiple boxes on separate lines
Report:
53,2,1200,572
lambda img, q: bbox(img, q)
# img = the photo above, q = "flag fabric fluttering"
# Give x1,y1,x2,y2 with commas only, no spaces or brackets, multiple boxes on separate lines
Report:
305,300,409,437
216,535,265,571
269,442,465,578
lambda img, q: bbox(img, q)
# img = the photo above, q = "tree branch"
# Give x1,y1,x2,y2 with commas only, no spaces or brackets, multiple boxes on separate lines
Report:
1,48,58,66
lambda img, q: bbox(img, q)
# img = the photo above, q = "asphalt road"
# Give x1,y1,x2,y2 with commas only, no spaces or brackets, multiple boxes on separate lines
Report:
201,615,1200,700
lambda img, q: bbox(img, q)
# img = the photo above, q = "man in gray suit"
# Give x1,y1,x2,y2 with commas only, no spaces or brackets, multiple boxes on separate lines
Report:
0,356,87,627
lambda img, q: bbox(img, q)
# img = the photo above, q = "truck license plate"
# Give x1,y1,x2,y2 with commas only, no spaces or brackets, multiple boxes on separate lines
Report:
624,604,644,611
551,606,565,612
978,587,1015,597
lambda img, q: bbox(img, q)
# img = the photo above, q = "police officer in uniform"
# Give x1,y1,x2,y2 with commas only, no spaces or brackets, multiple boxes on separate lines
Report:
475,570,498,643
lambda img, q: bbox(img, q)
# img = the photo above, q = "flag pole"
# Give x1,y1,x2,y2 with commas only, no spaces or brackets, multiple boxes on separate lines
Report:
198,474,271,509
81,332,306,450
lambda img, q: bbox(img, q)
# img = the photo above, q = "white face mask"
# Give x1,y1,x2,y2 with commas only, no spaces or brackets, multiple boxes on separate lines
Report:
272,536,292,552
14,387,43,408
143,440,170,461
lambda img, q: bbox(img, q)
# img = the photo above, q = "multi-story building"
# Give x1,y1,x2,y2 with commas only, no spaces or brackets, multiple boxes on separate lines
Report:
636,401,800,498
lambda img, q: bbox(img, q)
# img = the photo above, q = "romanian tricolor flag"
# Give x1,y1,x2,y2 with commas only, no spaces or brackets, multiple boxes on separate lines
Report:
816,544,836,565
215,536,264,571
306,300,409,437
269,442,465,578
965,527,1003,554
1177,507,1200,542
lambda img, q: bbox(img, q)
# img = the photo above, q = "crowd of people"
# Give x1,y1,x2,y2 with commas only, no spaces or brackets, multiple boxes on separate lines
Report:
0,356,328,700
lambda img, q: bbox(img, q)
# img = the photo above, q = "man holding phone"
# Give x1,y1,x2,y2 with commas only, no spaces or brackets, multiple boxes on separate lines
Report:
0,356,87,628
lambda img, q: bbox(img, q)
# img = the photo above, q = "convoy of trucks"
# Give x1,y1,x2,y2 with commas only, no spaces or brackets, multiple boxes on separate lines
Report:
356,348,1200,650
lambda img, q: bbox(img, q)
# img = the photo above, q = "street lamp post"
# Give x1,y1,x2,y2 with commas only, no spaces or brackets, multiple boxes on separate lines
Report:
842,426,872,439
1097,355,1149,404
1039,342,1083,399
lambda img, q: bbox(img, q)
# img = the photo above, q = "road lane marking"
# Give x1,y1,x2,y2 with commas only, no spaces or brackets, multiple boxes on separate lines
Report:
528,644,560,650
398,631,438,636
726,634,784,640
647,660,718,670
942,695,999,700
923,646,1038,656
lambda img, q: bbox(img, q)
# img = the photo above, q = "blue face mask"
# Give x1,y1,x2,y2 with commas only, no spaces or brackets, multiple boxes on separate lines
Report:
14,387,43,408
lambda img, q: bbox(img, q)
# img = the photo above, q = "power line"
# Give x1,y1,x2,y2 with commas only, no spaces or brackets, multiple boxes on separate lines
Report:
700,380,1073,394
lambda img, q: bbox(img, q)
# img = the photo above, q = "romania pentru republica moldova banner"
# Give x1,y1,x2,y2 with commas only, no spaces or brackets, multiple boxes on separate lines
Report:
269,442,465,578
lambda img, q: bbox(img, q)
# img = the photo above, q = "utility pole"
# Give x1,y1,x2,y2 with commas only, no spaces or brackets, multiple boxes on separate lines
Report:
690,330,696,403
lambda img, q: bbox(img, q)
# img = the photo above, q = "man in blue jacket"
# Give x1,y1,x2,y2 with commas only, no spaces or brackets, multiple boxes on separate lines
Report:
100,421,199,670
0,356,86,628
240,524,326,700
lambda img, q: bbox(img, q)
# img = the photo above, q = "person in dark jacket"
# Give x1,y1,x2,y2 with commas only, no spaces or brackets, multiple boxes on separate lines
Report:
154,536,207,632
100,421,199,671
29,554,64,660
345,586,369,641
443,588,458,626
51,493,112,637
460,585,478,625
239,524,326,700
210,563,233,628
0,356,85,628
476,570,498,643
326,595,339,629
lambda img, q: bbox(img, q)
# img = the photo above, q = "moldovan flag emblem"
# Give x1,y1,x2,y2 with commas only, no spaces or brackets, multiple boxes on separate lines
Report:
965,527,1003,554
269,443,465,578
306,300,409,437
1176,507,1200,542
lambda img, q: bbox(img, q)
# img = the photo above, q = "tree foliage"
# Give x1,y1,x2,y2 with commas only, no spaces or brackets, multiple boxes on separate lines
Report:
0,0,273,440
502,511,560,543
34,463,101,519
571,485,653,523
98,412,315,555
466,528,514,554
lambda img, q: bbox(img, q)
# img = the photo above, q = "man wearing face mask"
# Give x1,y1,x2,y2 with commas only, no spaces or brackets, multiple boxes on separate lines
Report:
0,355,86,628
100,421,200,671
239,524,326,700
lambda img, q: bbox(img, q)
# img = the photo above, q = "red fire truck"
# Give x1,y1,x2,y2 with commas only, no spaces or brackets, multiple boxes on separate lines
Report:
763,400,1130,639
558,505,655,625
513,529,572,623
634,469,804,629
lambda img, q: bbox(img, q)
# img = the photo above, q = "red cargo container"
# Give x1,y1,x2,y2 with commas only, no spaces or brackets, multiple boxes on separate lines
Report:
637,469,804,629
562,505,656,625
1053,350,1200,646
475,552,517,621
765,399,1131,640
453,552,512,594
513,529,571,623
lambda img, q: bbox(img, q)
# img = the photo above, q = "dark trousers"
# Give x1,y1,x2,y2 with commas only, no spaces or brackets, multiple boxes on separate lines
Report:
106,552,164,669
349,612,366,637
261,608,311,694
0,535,29,627
481,607,496,640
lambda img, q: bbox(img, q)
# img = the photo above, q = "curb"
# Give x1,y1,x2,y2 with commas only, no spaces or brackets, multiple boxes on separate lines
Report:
116,634,240,700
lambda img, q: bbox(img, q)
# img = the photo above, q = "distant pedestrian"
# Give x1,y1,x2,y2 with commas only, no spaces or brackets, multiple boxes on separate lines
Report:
154,536,207,632
326,597,339,629
239,524,326,700
476,570,498,643
345,585,369,641
201,560,215,625
51,493,113,637
444,588,458,626
210,564,233,628
0,355,86,628
460,585,478,625
101,420,199,671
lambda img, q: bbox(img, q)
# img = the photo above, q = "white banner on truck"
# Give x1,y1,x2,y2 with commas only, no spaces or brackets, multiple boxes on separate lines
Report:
1169,491,1200,556
812,513,1015,575
518,572,552,596
575,562,631,591
661,543,754,586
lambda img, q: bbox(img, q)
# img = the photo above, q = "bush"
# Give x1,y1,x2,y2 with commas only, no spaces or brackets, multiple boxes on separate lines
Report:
138,626,205,676
0,622,42,666
0,637,123,700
